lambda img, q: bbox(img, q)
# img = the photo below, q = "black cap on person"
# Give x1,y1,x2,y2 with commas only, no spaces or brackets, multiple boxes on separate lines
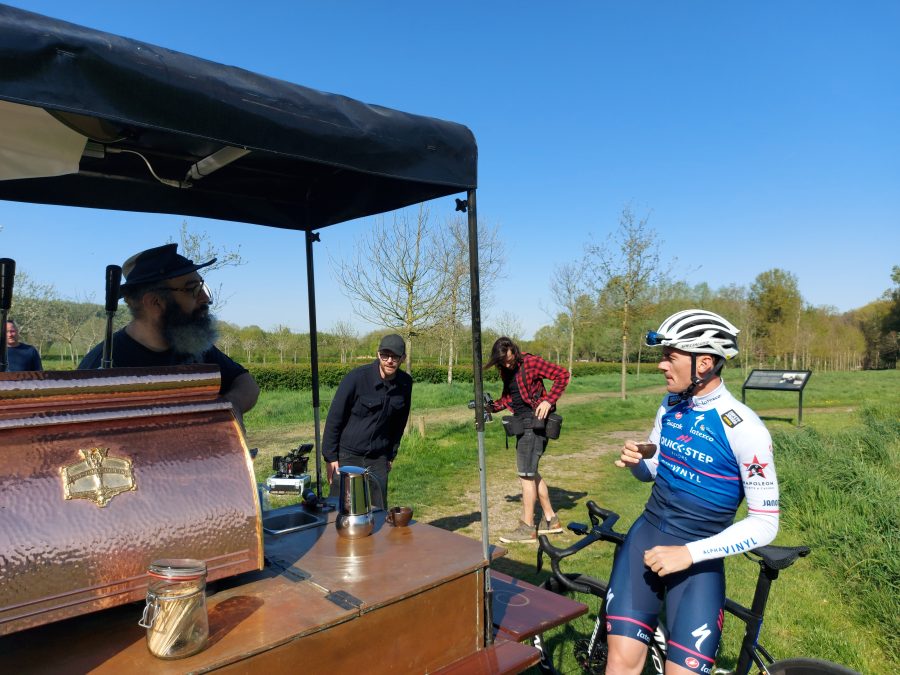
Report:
119,244,215,292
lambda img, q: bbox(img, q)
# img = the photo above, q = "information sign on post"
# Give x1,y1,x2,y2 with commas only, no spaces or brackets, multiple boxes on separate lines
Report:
741,370,812,425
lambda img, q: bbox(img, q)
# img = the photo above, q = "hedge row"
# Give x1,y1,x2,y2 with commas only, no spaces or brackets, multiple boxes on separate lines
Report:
247,361,639,391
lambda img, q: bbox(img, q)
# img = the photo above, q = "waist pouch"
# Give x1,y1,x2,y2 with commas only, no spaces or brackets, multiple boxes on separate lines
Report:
531,412,563,440
501,415,525,437
501,412,563,440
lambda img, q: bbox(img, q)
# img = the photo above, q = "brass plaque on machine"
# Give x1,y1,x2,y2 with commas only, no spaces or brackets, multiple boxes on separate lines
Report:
0,366,263,636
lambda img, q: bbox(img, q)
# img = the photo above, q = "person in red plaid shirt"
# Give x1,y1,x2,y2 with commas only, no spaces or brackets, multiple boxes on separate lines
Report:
486,337,570,543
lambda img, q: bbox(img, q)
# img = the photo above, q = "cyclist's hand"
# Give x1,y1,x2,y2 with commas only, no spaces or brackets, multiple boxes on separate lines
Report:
614,440,643,468
644,545,692,577
535,400,551,419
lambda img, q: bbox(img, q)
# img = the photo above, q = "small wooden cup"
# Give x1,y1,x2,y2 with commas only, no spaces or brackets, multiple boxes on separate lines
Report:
386,506,413,527
636,442,657,459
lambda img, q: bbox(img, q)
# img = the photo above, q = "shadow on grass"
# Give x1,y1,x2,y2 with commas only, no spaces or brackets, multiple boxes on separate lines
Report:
427,511,482,531
760,415,796,424
503,486,589,512
429,487,590,534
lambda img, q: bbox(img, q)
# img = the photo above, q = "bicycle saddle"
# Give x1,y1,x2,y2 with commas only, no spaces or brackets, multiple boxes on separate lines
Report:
751,544,810,570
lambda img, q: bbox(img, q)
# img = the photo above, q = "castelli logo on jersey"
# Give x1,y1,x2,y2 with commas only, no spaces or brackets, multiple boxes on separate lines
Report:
606,621,612,632
685,657,700,669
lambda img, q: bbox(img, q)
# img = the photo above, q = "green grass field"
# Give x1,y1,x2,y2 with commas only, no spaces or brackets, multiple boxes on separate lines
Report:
246,369,900,674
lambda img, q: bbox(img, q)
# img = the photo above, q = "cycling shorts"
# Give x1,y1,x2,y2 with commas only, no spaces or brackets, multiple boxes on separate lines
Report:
605,515,725,674
515,428,547,477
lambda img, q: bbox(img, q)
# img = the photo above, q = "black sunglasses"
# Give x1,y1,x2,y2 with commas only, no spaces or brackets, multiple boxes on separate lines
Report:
645,331,667,346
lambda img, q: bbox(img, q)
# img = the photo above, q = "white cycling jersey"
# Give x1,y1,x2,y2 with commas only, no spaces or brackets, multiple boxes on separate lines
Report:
631,380,780,563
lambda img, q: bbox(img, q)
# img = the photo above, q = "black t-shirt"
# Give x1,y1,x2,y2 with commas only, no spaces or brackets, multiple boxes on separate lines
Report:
78,329,248,394
507,369,532,415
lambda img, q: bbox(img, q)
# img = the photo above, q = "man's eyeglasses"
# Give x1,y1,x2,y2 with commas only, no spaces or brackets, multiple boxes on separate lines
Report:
378,351,402,362
156,279,211,300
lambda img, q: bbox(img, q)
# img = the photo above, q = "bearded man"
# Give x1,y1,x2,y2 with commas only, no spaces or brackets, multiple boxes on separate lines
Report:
79,244,259,424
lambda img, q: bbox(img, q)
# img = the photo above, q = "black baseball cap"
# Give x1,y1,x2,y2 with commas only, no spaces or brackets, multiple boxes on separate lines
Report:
378,334,406,356
120,243,215,292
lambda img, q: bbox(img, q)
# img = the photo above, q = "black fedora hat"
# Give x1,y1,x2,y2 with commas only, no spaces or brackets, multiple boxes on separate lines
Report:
120,243,215,291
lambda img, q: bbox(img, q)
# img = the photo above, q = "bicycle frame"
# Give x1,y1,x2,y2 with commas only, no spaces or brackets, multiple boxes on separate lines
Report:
538,502,811,675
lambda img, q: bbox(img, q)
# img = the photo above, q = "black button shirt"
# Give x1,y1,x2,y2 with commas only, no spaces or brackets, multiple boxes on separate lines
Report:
322,360,413,462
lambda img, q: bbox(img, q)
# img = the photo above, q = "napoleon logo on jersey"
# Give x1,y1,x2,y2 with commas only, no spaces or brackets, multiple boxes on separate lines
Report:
743,455,768,479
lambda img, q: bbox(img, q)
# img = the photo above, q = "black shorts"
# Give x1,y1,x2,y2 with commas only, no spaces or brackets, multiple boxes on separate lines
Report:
515,428,547,477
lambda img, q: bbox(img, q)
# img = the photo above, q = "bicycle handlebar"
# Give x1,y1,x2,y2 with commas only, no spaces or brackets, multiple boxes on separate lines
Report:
537,500,627,595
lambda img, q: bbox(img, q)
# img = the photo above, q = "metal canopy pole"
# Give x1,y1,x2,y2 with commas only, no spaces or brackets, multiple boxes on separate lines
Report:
305,230,324,498
0,258,15,372
464,189,493,645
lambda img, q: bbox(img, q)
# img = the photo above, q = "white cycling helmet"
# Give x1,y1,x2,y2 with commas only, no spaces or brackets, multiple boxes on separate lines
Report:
646,309,740,360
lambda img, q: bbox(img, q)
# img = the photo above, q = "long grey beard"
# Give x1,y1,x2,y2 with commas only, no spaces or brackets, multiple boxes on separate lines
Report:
164,315,219,361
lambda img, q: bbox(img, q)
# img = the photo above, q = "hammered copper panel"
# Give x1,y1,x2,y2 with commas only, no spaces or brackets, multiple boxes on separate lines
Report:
0,367,263,635
0,366,221,418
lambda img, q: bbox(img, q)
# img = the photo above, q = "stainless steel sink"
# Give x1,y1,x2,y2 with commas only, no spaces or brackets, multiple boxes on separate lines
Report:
262,508,325,535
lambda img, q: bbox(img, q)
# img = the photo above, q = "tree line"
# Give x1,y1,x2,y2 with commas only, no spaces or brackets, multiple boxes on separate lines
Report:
541,208,898,397
5,215,898,387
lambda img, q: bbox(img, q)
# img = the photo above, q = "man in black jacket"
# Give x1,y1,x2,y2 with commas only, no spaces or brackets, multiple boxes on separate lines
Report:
323,334,412,509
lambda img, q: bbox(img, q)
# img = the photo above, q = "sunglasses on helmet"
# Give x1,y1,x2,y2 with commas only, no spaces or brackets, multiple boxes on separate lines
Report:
645,330,667,346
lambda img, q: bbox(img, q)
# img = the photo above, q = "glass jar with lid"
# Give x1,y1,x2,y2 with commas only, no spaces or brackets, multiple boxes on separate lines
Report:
138,558,209,659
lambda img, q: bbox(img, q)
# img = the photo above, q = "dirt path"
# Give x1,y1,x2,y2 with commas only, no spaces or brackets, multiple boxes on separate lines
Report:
421,424,638,545
247,395,856,568
246,385,666,452
402,402,856,563
411,384,667,428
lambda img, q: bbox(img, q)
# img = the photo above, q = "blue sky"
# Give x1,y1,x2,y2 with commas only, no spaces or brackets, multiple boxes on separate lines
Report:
1,1,898,339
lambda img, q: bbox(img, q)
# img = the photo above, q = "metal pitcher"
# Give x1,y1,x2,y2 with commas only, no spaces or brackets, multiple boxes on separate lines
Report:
335,466,375,539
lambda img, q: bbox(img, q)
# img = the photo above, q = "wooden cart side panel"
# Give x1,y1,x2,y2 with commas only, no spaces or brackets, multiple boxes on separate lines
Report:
213,572,482,675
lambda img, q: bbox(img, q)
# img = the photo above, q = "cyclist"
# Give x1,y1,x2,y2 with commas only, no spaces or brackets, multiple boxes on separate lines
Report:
606,309,779,675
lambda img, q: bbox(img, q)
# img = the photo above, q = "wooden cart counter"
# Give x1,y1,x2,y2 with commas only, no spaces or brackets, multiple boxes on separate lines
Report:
0,510,495,674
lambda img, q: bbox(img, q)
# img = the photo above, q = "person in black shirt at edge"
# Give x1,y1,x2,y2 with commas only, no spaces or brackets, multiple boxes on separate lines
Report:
322,334,413,510
5,319,43,371
79,244,259,429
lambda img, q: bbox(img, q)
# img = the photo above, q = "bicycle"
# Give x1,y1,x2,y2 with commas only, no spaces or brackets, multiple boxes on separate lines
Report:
533,500,860,675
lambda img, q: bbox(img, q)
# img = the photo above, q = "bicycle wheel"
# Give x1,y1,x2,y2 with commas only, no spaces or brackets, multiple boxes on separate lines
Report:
763,657,861,675
539,577,665,675
541,575,608,674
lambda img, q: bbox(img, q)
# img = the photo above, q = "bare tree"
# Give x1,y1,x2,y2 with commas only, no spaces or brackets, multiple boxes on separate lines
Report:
239,325,266,364
550,262,587,377
436,216,505,383
493,311,525,343
49,297,97,365
170,221,245,311
587,207,664,399
270,325,294,364
331,320,358,364
10,270,58,355
330,205,448,370
217,322,239,357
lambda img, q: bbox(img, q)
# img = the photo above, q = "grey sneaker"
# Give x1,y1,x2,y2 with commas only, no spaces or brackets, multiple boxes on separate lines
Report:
538,515,563,535
499,520,537,543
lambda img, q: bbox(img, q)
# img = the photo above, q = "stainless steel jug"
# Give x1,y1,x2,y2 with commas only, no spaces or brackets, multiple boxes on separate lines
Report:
335,466,375,539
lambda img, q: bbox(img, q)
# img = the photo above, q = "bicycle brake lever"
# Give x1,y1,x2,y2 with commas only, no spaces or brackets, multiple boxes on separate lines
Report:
536,547,544,573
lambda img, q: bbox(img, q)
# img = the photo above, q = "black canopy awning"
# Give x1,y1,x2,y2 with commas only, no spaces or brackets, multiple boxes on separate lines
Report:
0,4,477,230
